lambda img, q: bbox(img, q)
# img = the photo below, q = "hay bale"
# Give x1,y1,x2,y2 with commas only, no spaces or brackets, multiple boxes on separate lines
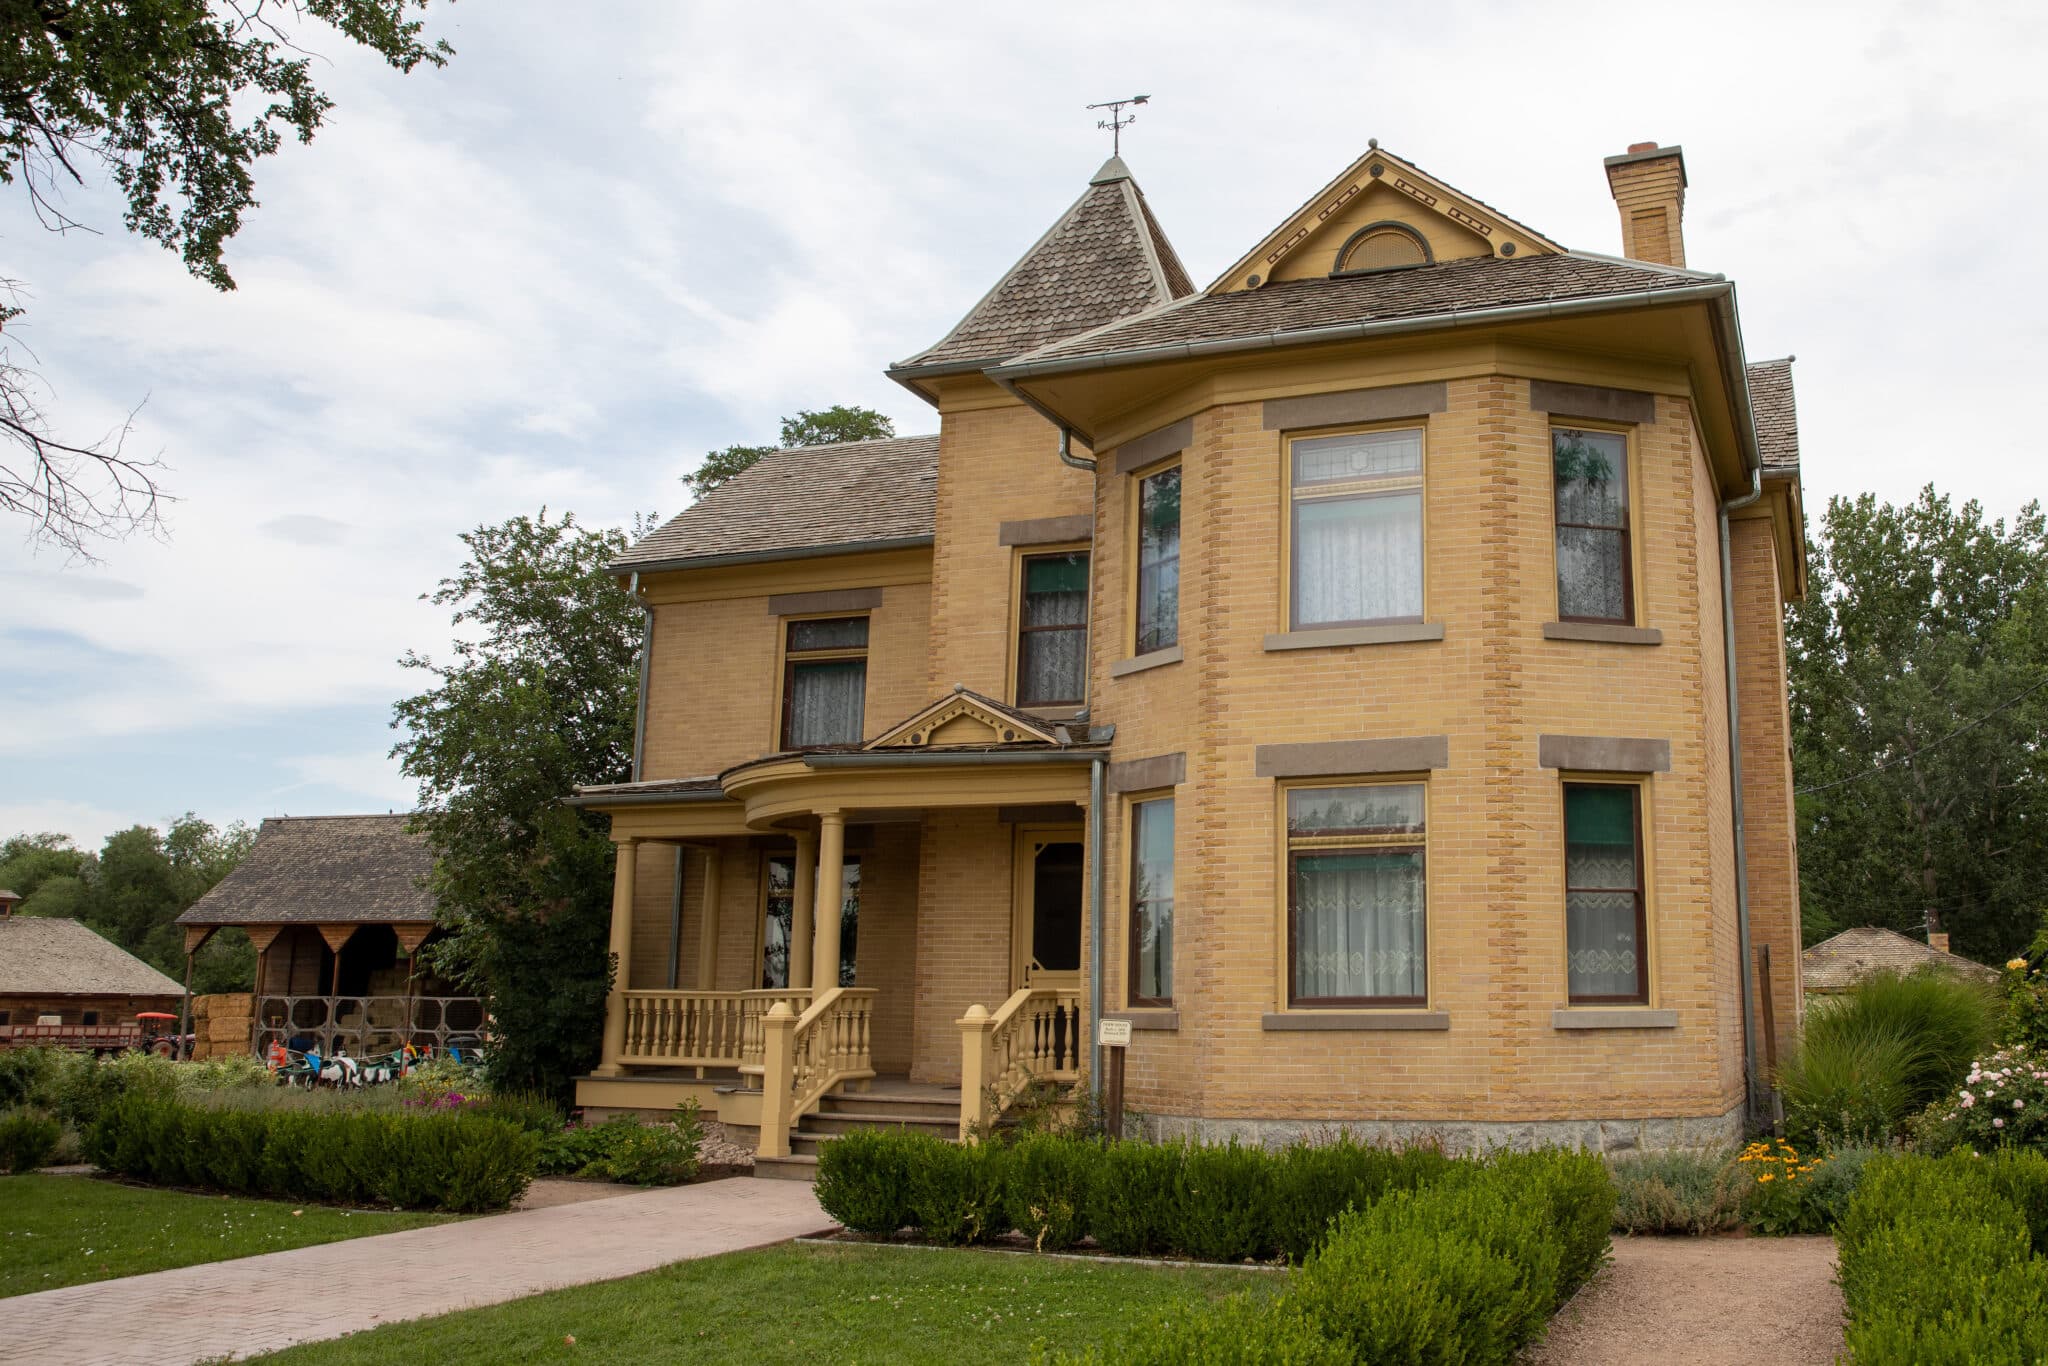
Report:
208,993,255,1016
207,1016,253,1045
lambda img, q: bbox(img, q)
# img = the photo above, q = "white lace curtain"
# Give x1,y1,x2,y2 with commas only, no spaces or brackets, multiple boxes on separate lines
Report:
787,660,866,747
1565,785,1641,999
1293,850,1426,1001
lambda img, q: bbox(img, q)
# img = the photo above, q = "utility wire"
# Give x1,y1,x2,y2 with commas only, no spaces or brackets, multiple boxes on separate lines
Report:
1794,672,2048,796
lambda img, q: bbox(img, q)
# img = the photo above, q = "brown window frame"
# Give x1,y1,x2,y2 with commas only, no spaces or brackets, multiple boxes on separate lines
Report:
1285,424,1428,632
1127,795,1175,1008
1015,550,1091,707
1132,463,1181,656
1563,781,1649,1006
1551,426,1635,627
1283,780,1429,1010
779,616,870,751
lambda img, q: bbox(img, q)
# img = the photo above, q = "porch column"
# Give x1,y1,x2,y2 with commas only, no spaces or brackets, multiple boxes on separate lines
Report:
809,811,845,991
790,828,817,989
694,843,722,991
594,838,639,1076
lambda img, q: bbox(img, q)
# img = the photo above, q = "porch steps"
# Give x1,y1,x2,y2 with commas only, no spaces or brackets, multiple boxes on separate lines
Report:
736,1081,965,1181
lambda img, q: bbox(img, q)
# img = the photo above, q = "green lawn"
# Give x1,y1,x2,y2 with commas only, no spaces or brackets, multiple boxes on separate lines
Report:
0,1174,453,1297
256,1242,1283,1365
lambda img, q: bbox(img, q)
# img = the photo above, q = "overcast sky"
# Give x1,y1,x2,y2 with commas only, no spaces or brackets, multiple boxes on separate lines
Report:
4,0,2044,850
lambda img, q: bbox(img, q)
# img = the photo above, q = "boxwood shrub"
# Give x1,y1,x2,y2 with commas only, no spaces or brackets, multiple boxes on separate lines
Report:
1835,1150,2048,1363
84,1091,538,1212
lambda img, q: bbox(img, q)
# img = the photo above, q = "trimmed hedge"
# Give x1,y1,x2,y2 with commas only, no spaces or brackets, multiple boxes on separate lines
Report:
1067,1149,1614,1365
84,1092,539,1212
814,1128,1456,1264
1836,1150,2048,1363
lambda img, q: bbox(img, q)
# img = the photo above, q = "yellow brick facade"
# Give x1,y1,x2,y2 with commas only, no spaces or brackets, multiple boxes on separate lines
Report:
580,144,1804,1149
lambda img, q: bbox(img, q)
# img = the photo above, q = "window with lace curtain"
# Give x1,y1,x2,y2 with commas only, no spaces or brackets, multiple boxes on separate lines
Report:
1016,551,1090,706
1287,427,1425,630
1564,783,1647,1004
780,616,868,749
1553,427,1634,624
1286,781,1428,1007
1134,464,1180,654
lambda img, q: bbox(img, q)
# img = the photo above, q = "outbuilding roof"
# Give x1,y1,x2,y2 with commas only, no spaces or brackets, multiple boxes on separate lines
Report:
0,916,184,997
615,434,939,573
178,815,436,927
1802,926,2000,994
891,156,1195,375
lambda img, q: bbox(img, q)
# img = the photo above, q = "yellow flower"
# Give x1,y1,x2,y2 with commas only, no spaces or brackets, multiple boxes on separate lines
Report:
2010,958,2031,972
1757,1173,1775,1183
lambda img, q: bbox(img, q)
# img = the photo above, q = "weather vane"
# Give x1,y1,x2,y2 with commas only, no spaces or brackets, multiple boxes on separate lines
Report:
1087,94,1149,156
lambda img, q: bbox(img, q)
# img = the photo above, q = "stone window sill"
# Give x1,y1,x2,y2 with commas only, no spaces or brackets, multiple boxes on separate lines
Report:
1262,1010,1449,1031
1109,645,1182,678
1543,622,1663,646
1263,622,1445,652
1021,704,1087,722
1103,1010,1179,1031
1551,1007,1678,1030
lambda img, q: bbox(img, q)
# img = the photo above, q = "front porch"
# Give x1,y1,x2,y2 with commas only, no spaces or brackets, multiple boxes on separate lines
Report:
572,691,1107,1155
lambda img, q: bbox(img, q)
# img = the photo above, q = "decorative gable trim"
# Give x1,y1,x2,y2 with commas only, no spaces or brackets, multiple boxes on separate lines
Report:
865,689,1065,751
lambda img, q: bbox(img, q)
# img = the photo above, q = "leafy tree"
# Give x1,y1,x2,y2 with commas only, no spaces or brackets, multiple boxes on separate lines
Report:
680,404,894,500
0,0,451,554
1788,487,2048,961
391,511,642,1101
0,831,89,899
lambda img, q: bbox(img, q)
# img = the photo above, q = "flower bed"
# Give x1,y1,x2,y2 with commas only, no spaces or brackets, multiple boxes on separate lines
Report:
1836,1150,2048,1362
84,1091,539,1212
1911,1044,2048,1154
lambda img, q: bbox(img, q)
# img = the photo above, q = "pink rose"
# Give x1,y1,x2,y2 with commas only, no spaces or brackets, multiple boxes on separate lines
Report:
1993,1118,2005,1129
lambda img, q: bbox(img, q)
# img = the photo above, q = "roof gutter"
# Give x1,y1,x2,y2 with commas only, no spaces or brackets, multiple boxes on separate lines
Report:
564,787,731,809
802,749,1108,770
609,534,934,579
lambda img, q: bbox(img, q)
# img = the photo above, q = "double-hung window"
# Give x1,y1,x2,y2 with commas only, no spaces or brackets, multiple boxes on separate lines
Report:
781,617,868,749
1134,465,1181,654
1288,426,1425,629
1286,782,1427,1007
1128,796,1175,1006
1563,783,1648,1004
1552,427,1634,623
1017,552,1090,706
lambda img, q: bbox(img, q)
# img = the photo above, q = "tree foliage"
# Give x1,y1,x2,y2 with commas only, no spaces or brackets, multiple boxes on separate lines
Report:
680,404,894,500
0,818,256,991
1788,487,2048,960
391,511,643,1101
0,0,450,553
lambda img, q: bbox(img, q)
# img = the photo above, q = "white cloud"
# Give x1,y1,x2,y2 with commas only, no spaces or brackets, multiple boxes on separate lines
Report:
0,800,152,852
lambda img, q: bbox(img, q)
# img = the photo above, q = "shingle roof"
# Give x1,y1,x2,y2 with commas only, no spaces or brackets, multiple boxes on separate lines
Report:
178,816,436,927
1802,926,2000,993
892,157,1195,373
616,434,939,571
0,917,184,997
1747,358,1800,472
1003,252,1719,372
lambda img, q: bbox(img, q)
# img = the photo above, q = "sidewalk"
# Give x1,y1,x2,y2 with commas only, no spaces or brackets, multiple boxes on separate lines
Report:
0,1177,832,1366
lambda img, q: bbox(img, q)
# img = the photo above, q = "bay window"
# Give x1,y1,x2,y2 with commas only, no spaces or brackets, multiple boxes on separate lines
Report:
1288,427,1425,629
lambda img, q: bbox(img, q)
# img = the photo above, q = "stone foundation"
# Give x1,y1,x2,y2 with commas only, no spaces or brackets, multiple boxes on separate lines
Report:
1141,1100,1747,1155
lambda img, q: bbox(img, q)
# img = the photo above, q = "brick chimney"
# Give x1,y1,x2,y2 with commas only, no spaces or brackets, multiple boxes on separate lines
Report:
1604,141,1688,268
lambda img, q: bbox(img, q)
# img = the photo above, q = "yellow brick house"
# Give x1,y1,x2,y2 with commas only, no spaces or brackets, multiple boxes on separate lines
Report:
570,140,1806,1169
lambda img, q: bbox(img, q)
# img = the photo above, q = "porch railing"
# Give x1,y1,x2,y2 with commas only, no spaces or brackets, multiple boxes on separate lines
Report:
612,988,812,1072
957,985,1084,1140
253,995,488,1057
756,987,878,1157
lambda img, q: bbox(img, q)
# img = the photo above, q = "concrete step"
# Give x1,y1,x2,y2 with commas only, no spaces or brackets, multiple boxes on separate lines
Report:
815,1091,960,1121
753,1153,820,1182
801,1110,958,1137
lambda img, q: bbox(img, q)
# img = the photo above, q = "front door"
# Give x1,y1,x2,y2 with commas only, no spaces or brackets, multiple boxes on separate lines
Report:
1013,827,1085,992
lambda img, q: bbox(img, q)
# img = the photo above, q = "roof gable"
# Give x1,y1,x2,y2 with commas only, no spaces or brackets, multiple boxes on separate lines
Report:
1801,926,2000,993
1209,144,1561,295
891,158,1195,376
865,688,1065,750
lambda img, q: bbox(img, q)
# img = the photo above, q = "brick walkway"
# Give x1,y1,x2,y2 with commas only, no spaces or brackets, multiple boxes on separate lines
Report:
0,1177,831,1366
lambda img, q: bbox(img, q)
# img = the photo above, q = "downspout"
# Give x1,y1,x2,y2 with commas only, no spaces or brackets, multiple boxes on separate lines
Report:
1719,467,1764,1128
1088,753,1107,1112
629,572,653,782
1057,426,1096,472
